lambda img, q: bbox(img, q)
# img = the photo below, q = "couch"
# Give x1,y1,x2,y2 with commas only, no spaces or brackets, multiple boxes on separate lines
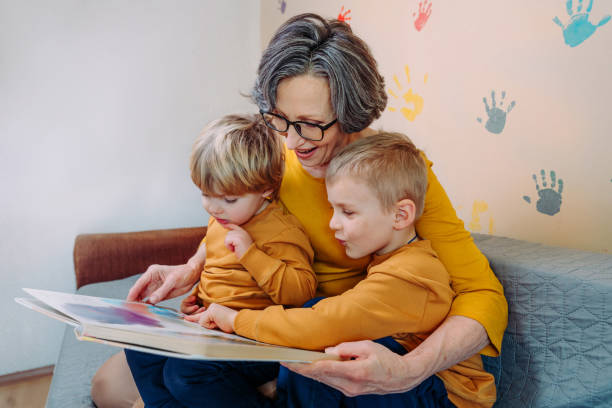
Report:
45,228,612,407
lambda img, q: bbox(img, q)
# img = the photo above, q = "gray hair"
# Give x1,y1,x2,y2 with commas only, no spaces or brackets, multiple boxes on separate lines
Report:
252,13,387,134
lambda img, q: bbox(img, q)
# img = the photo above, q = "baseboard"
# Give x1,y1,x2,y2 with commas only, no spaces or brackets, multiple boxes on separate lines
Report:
0,365,54,386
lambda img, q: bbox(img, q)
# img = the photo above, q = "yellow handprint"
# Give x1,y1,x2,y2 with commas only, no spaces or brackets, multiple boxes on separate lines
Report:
468,200,494,234
388,65,428,122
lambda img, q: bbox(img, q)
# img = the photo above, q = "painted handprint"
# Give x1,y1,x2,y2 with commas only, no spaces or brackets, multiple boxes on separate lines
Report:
468,200,495,234
553,0,610,47
523,170,564,216
413,0,432,31
388,65,428,122
477,91,516,134
338,6,351,23
278,0,286,14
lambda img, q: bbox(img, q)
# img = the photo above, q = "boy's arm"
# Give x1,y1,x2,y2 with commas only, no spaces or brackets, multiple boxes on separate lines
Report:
234,255,453,350
240,228,317,306
238,226,317,307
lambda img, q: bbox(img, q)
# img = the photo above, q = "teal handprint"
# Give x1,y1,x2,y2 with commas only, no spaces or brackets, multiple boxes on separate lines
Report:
522,170,564,216
553,0,610,47
477,91,516,134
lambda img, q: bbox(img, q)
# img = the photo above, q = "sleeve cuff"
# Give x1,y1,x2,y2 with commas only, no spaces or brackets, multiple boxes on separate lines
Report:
238,243,278,284
449,294,508,356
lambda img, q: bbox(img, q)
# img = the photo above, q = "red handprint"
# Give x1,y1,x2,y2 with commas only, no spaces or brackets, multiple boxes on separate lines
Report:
413,0,432,32
338,6,351,24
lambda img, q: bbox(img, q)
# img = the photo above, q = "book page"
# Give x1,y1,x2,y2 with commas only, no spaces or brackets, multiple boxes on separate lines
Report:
22,288,255,343
19,288,338,362
16,297,79,326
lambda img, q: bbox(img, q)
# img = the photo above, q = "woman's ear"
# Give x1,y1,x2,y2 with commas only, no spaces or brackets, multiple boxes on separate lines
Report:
393,199,417,230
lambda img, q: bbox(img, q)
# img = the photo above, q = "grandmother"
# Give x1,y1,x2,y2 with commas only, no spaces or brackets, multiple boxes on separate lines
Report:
92,13,507,407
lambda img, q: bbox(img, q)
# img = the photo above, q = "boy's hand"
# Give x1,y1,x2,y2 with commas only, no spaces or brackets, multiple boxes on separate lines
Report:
184,303,238,333
180,295,206,315
224,224,253,259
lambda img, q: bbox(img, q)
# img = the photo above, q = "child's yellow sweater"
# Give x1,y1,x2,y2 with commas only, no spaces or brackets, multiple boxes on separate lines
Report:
195,200,316,309
273,147,507,356
233,147,505,407
235,240,496,407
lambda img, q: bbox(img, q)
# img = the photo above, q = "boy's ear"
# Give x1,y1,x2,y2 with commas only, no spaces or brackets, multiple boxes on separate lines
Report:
393,199,417,230
261,189,274,201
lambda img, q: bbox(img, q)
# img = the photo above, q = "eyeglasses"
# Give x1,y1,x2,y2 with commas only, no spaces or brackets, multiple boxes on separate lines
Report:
260,110,337,142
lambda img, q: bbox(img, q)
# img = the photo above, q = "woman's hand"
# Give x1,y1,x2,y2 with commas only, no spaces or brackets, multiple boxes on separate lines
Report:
180,295,206,315
184,303,238,333
283,315,490,397
224,224,254,259
283,340,426,396
127,243,206,304
127,263,200,304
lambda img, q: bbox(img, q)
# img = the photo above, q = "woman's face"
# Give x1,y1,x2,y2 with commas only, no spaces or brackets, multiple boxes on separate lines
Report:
273,75,350,177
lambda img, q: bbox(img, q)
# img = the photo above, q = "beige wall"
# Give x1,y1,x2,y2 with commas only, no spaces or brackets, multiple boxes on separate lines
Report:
261,0,611,253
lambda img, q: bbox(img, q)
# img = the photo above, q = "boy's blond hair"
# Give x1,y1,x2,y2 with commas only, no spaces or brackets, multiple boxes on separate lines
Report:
190,114,284,198
326,132,428,218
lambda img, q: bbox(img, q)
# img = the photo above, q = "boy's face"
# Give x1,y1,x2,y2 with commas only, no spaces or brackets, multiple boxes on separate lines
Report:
326,176,396,259
201,192,268,227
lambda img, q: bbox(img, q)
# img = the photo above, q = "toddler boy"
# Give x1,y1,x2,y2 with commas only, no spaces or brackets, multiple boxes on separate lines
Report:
125,113,316,407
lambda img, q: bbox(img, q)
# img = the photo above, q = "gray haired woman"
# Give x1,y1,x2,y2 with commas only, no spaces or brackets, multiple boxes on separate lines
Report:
92,13,506,408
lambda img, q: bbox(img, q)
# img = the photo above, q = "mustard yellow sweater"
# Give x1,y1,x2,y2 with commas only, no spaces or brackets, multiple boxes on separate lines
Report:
242,148,507,356
236,240,496,407
195,200,316,309
234,148,506,407
235,241,453,347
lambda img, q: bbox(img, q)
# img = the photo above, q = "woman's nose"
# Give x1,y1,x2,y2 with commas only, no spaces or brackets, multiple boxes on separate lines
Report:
284,125,304,150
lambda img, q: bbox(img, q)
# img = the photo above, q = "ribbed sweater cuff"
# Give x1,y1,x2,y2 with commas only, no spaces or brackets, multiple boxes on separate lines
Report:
239,244,276,284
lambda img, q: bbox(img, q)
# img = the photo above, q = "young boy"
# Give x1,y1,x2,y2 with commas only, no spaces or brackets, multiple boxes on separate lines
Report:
125,113,317,407
200,132,496,407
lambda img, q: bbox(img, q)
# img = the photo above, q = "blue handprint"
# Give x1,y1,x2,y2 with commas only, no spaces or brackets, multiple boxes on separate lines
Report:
553,0,610,47
477,91,516,134
522,170,564,216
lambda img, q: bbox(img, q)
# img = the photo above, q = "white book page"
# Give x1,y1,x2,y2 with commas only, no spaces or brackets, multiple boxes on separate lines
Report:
22,288,255,343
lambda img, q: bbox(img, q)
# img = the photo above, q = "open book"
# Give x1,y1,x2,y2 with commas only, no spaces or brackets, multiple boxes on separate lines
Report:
16,288,336,363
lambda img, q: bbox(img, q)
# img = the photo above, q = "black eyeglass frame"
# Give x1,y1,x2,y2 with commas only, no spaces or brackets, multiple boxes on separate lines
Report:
260,110,338,142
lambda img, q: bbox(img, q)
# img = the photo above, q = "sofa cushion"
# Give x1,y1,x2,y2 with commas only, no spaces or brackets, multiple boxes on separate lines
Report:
473,234,612,407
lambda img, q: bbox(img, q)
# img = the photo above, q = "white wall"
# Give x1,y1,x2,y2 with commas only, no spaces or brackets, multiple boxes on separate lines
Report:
0,0,260,375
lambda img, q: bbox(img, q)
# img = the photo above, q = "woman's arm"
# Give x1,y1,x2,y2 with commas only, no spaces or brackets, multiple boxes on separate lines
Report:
283,315,488,396
415,155,508,355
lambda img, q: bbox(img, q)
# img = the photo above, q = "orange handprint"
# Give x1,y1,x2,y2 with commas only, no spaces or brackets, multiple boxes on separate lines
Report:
338,6,351,23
